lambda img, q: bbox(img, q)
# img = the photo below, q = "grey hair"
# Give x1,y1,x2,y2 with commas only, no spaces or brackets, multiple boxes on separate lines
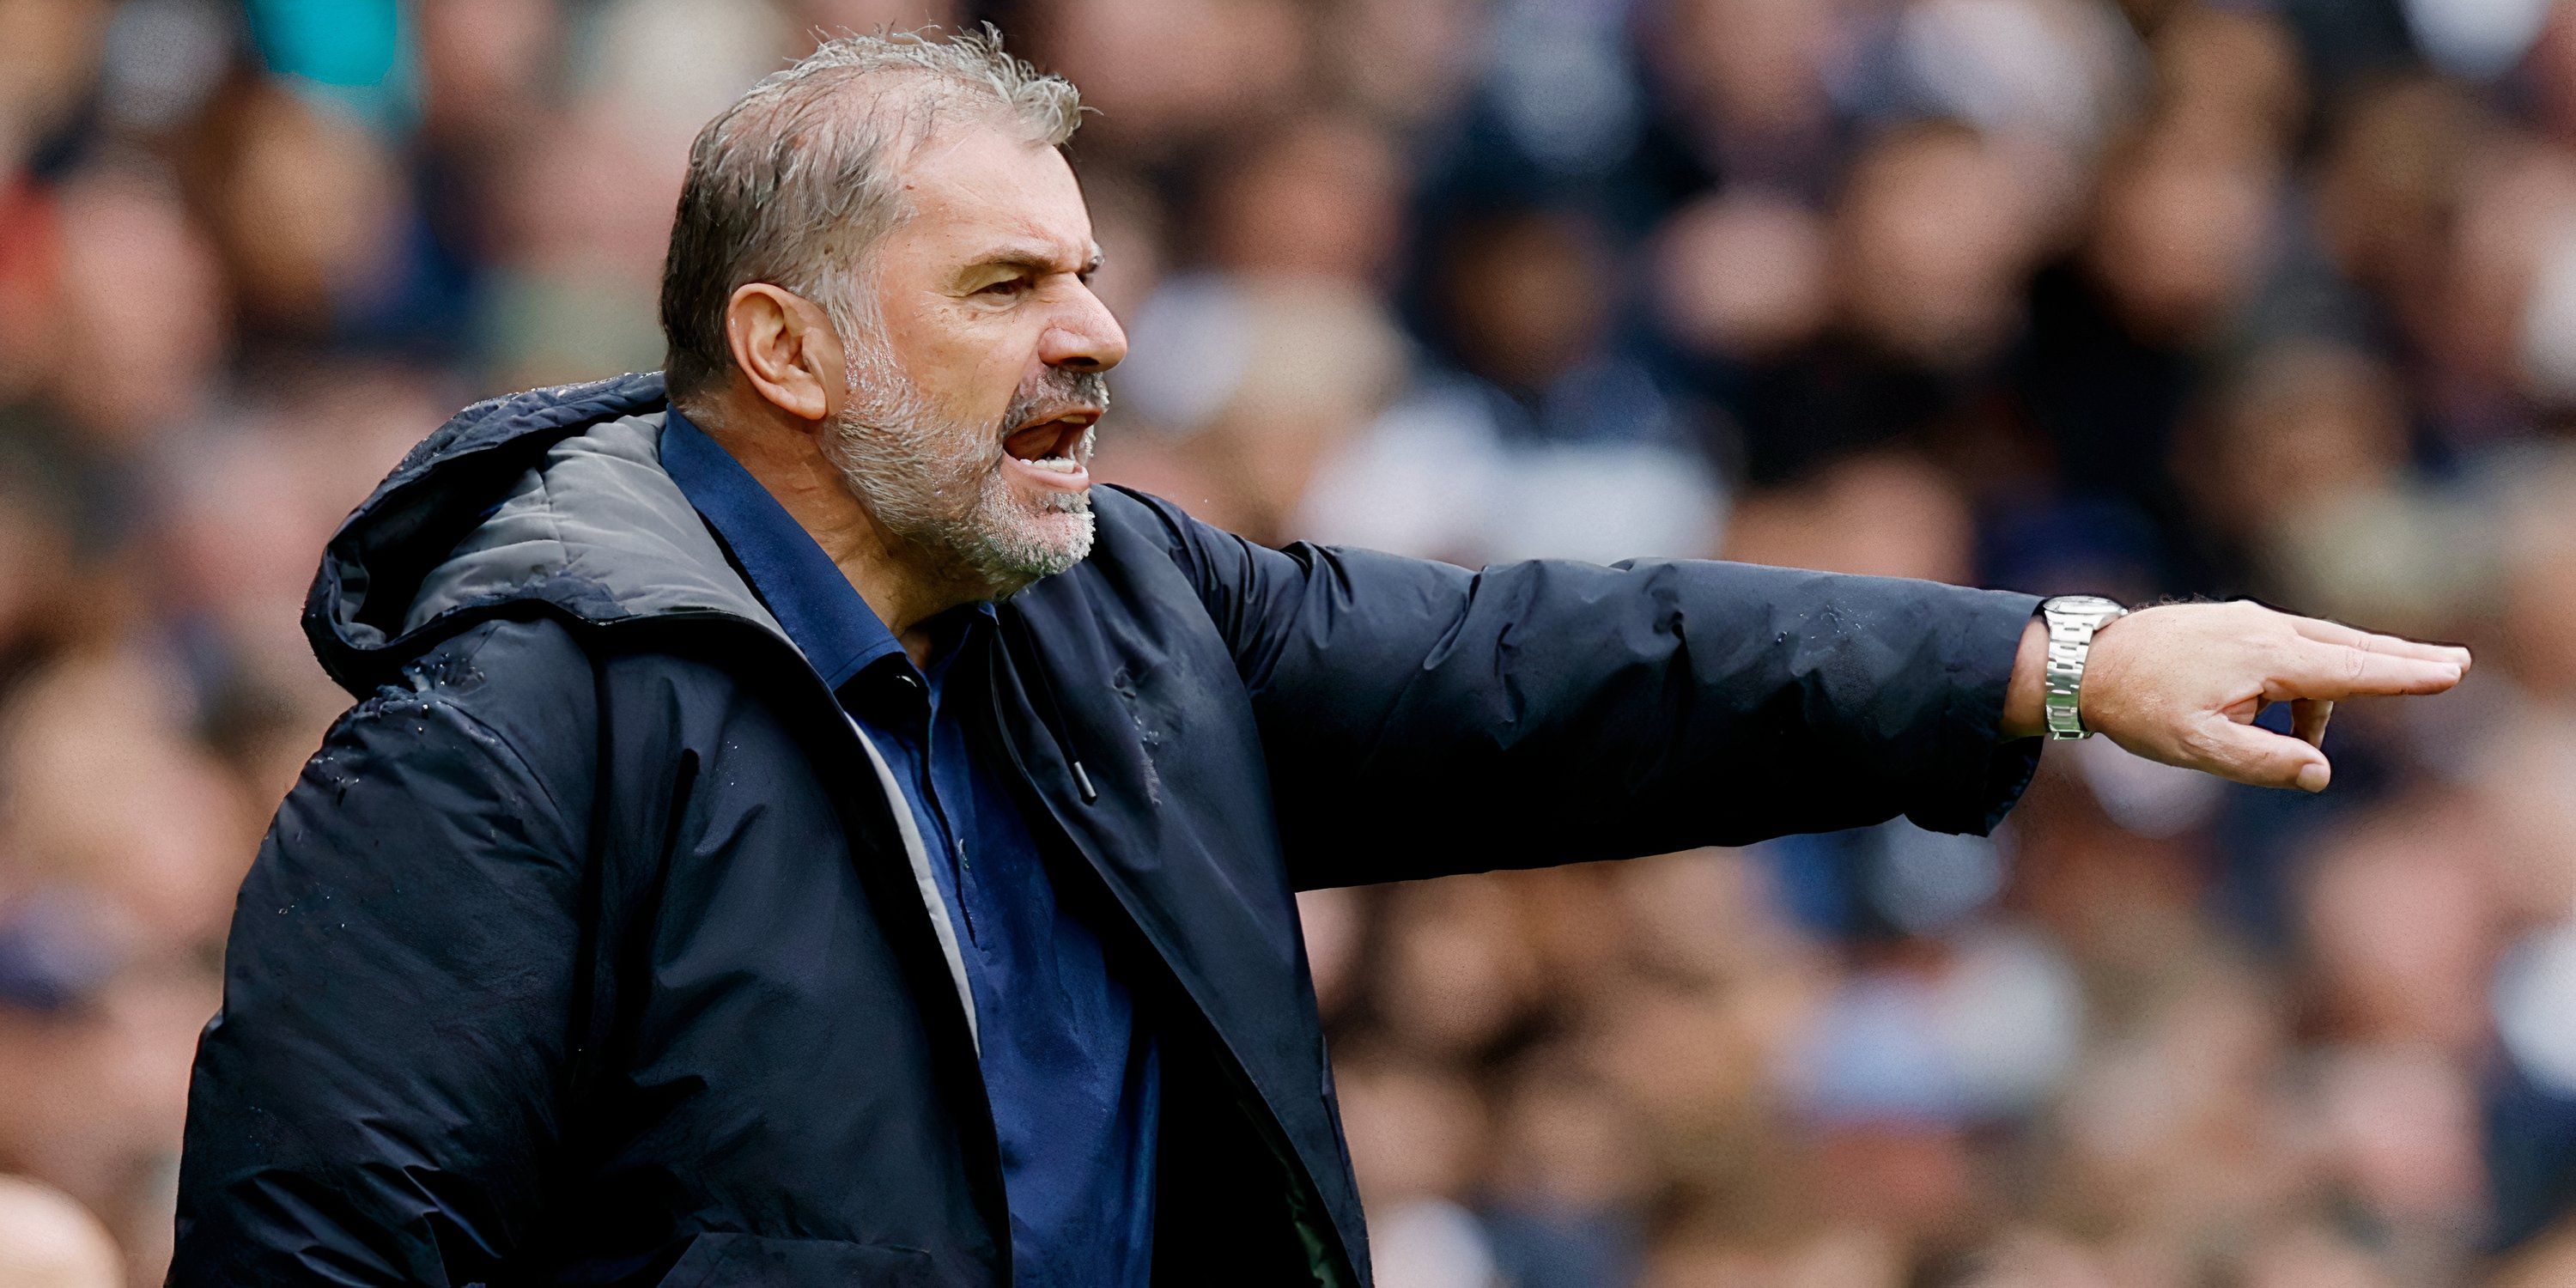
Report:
658,26,1084,399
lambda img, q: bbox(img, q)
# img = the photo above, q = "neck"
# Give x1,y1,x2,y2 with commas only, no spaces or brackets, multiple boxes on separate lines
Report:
682,394,977,667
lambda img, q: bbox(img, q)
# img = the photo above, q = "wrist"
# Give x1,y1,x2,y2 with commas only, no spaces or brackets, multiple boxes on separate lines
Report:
2004,598,2132,739
2003,617,2048,738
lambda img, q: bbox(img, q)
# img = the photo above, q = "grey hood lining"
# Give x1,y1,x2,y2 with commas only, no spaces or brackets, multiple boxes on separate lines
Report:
401,411,782,639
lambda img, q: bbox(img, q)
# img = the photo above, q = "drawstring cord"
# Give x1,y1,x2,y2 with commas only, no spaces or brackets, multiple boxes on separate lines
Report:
1002,609,1099,805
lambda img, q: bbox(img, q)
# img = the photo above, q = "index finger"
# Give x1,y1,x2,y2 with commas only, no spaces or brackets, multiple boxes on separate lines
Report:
2270,642,2464,700
2288,615,2473,670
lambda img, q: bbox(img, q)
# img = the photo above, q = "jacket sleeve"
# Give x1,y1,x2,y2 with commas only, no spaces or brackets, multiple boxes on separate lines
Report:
1120,489,2043,890
171,684,587,1285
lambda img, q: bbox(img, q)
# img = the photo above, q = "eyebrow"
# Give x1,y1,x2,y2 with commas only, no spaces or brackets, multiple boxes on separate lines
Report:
964,240,1104,279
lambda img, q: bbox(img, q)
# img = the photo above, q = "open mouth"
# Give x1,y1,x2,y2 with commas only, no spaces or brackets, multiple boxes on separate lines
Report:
1001,410,1097,481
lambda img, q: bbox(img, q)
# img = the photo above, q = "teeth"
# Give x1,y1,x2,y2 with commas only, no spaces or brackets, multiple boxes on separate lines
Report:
1022,455,1084,474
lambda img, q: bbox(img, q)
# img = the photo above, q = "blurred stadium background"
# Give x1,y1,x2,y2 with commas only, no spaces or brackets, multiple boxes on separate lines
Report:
5,0,2576,1283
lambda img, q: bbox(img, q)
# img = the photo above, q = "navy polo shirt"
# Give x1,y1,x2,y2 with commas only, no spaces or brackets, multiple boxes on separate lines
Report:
660,409,1157,1285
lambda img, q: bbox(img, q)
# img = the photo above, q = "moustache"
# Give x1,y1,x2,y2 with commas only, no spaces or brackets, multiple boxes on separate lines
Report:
1000,369,1112,433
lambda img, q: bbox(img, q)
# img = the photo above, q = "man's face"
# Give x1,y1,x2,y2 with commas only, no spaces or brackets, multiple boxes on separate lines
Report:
824,118,1127,598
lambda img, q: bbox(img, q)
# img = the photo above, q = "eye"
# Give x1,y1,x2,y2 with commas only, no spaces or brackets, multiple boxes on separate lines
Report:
976,276,1031,297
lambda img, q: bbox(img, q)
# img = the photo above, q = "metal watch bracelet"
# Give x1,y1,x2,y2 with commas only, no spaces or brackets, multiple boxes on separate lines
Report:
2039,595,2129,740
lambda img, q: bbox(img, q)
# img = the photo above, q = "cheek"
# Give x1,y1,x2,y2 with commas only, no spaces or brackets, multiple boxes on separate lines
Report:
890,304,1040,427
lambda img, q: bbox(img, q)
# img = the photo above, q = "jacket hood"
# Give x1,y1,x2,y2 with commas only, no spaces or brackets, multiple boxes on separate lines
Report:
305,370,783,696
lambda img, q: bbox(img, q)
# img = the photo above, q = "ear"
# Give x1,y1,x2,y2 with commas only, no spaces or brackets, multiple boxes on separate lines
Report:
721,283,843,423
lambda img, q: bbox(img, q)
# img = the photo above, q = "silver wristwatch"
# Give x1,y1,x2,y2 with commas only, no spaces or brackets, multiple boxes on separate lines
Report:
2039,595,2129,740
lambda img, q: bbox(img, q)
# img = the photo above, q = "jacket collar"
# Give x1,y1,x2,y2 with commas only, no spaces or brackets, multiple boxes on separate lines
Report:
659,407,998,696
659,406,908,693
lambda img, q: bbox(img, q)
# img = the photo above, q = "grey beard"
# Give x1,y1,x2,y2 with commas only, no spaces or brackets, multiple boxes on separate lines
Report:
823,337,1105,600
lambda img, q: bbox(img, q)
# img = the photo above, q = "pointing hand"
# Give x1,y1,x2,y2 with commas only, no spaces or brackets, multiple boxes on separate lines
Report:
2004,600,2469,791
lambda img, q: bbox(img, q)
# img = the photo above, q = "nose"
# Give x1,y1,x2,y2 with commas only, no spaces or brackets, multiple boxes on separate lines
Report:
1039,283,1127,374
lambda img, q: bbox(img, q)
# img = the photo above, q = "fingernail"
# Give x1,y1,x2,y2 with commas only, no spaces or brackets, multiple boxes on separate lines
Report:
2296,763,2330,793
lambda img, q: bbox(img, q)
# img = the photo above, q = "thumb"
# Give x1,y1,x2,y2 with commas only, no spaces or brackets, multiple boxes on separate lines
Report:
2185,717,2333,793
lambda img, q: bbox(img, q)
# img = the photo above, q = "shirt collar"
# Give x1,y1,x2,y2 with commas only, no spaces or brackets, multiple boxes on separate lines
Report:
660,405,992,692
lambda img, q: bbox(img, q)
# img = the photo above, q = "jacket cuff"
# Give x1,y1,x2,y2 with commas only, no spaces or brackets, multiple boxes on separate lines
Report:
1906,589,2044,836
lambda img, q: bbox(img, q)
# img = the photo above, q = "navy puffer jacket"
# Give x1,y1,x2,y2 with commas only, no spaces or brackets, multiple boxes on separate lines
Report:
171,372,2039,1285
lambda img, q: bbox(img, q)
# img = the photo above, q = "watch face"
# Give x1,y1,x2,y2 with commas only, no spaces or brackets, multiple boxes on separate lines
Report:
2047,595,2125,619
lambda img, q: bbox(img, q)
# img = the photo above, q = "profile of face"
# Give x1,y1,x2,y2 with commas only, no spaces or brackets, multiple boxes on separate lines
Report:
825,118,1127,597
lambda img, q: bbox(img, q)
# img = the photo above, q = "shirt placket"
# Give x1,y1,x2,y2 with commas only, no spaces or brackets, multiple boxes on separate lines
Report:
884,665,981,948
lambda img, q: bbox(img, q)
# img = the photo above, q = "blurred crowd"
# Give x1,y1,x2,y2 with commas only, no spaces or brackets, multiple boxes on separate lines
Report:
4,0,2576,1283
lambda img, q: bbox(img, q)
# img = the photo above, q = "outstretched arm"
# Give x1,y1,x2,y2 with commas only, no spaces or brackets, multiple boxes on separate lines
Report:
1126,490,2470,890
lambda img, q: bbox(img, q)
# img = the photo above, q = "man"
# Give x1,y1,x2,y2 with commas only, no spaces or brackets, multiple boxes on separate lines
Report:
170,28,2467,1287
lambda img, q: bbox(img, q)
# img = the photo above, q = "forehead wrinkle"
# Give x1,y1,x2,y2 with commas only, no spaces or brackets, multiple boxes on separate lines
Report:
877,127,1096,287
908,171,1096,267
